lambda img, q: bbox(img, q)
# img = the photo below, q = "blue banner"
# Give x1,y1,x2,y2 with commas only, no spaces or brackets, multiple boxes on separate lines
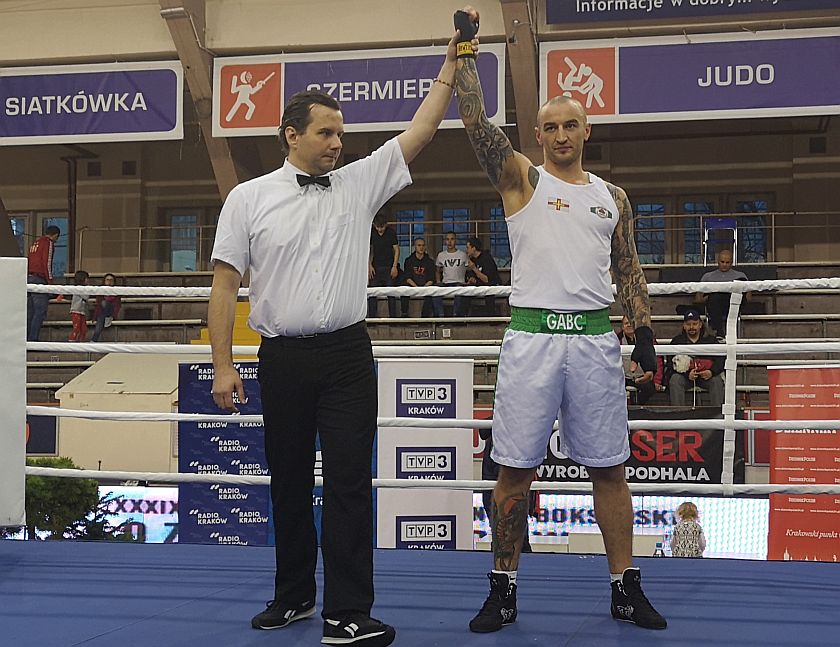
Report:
547,0,840,24
0,62,182,145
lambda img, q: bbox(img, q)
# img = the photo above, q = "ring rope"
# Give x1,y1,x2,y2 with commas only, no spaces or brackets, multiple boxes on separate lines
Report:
24,277,840,297
22,467,840,496
24,406,840,431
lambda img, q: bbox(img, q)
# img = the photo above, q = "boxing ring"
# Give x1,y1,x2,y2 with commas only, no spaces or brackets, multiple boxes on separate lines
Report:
5,263,840,646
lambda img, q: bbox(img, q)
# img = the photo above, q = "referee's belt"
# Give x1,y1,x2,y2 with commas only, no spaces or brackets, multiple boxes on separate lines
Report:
509,306,612,336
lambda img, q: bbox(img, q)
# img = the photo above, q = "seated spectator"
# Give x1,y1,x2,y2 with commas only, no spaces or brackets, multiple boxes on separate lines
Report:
68,270,90,342
401,238,436,317
91,273,121,342
433,231,469,317
666,309,724,409
670,501,706,558
616,316,664,405
694,248,750,338
465,237,501,316
368,212,399,318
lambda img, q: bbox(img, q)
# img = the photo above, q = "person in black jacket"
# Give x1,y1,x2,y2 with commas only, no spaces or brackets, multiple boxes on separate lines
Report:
401,238,436,317
465,237,501,316
666,309,724,408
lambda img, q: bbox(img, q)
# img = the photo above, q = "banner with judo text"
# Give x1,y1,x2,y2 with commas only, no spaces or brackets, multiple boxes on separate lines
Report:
768,365,840,562
213,44,505,137
539,28,840,123
536,407,725,484
0,62,183,146
546,0,840,25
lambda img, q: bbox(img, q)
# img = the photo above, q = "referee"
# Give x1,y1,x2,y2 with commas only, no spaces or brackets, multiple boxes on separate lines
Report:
208,22,474,647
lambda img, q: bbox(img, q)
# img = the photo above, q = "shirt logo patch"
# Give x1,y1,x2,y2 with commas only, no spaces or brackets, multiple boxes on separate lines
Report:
590,206,613,219
547,198,570,211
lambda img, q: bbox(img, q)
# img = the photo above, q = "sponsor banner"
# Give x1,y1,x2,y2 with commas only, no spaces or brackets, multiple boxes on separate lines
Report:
537,407,723,484
546,0,839,24
26,414,57,455
178,362,270,545
474,493,769,559
395,514,457,550
213,44,505,136
396,446,456,480
768,365,840,562
0,62,183,145
539,29,840,123
100,486,179,543
395,378,457,418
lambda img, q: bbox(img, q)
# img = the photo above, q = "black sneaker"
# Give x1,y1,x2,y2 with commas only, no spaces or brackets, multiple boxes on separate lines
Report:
251,599,315,630
322,613,395,646
610,568,667,630
469,572,518,633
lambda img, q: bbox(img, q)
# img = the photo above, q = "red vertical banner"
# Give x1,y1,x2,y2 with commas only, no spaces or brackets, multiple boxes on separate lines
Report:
768,365,840,562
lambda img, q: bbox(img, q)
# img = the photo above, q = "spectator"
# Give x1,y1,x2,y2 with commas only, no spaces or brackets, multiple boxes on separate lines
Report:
368,212,400,318
68,270,90,342
694,248,750,338
433,231,469,316
669,502,706,558
465,237,501,316
26,225,60,341
666,309,724,408
401,238,436,317
617,316,664,405
91,273,122,342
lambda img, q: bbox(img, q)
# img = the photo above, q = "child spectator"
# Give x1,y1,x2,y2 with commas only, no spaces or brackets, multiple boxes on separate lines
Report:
68,270,90,342
670,501,707,558
91,273,121,342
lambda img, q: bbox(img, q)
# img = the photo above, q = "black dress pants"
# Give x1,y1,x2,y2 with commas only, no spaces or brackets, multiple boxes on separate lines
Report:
258,321,377,618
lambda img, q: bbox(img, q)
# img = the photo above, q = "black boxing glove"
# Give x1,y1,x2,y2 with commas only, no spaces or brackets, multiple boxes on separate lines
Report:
454,9,479,58
630,325,657,375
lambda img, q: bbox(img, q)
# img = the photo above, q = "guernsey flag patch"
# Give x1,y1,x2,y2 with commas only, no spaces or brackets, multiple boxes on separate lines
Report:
547,197,570,211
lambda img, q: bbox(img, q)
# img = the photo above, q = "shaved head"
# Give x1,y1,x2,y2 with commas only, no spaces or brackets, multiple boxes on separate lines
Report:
537,96,588,126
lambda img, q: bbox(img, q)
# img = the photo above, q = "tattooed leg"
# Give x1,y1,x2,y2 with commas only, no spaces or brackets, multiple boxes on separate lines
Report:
490,466,534,571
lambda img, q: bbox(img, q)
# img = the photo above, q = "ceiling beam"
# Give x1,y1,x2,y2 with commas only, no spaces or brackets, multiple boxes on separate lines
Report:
500,0,541,163
159,0,261,200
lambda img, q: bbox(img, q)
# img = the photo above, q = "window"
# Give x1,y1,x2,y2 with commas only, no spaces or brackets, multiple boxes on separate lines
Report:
170,212,198,272
634,203,666,265
393,208,425,262
441,207,471,245
682,201,715,264
488,205,511,268
10,216,26,256
735,200,768,263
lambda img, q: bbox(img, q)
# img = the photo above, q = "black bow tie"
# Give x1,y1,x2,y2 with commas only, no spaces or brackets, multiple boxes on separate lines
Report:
297,174,331,188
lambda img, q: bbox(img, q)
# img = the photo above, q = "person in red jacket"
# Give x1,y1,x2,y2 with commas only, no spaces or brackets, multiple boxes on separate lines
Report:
27,225,60,341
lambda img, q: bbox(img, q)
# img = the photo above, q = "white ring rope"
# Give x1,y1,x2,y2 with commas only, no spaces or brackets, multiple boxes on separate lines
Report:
24,277,840,297
22,467,840,496
23,406,840,431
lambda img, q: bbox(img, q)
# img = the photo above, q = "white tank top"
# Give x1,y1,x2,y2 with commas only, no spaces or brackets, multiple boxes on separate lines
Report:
507,167,618,311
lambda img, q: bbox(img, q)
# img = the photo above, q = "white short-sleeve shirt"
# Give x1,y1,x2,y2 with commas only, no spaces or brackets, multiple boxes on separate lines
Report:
211,137,411,337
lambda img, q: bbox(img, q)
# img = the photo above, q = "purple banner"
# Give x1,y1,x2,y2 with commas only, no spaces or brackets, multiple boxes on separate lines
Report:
395,514,457,549
284,53,499,125
619,36,840,114
547,0,840,24
0,63,182,145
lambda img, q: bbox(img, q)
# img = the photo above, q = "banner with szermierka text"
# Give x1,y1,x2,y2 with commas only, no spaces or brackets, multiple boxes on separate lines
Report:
0,62,183,146
546,0,840,25
539,28,840,123
212,44,505,137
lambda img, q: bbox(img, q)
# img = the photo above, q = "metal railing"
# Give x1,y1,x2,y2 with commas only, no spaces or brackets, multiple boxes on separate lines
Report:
75,211,840,273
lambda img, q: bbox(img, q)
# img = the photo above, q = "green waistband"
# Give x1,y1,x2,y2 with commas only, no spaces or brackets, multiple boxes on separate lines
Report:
509,306,612,335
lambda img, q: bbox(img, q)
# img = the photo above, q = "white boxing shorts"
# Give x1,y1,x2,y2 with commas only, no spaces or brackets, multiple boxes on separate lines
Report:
490,307,631,469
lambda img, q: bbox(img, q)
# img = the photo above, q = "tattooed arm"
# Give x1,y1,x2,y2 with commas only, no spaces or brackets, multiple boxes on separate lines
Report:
608,182,652,329
455,56,536,210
